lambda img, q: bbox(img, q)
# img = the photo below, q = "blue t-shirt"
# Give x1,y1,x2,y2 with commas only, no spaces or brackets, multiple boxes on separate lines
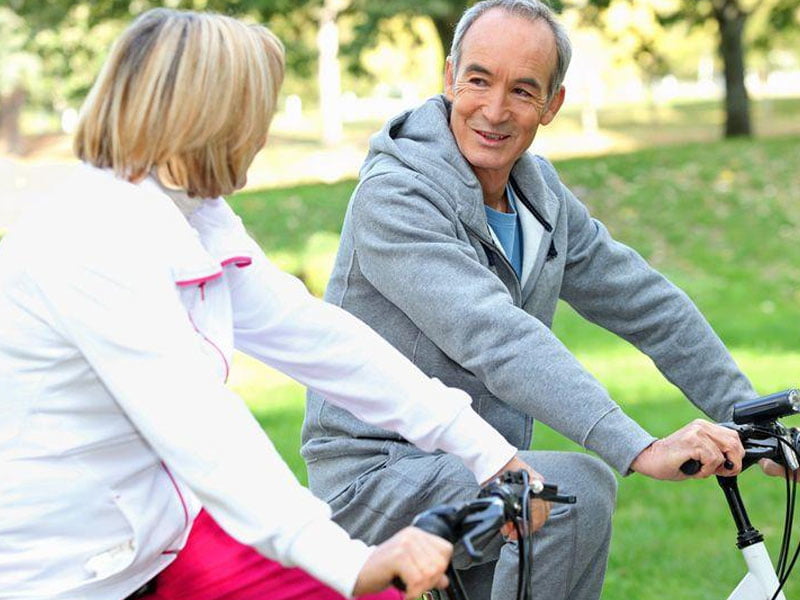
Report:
484,184,523,279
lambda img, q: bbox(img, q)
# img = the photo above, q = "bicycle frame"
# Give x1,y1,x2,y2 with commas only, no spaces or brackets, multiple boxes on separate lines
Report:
729,542,785,600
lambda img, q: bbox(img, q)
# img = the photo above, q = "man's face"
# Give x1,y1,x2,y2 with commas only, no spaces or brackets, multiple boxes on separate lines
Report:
445,10,565,183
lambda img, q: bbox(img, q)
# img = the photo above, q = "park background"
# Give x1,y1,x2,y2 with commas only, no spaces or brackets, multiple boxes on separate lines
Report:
1,0,799,597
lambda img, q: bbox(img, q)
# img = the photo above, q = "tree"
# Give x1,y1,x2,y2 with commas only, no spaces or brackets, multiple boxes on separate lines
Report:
0,7,38,154
578,0,800,138
2,0,327,144
343,0,467,70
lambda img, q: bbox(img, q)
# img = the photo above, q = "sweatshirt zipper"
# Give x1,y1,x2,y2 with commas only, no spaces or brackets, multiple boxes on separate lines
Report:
510,177,559,261
463,222,522,306
509,177,553,232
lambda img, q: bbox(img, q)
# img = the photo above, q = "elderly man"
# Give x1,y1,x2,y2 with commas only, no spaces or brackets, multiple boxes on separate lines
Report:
302,1,754,598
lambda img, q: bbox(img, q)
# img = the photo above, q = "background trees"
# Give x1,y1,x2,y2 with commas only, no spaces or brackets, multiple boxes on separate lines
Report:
578,0,800,137
1,0,798,151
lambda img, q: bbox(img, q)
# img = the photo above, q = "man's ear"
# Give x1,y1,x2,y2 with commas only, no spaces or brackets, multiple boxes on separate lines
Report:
540,85,565,126
444,57,455,101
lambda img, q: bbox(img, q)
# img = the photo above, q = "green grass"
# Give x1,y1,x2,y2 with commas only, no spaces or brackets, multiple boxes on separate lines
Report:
227,133,800,599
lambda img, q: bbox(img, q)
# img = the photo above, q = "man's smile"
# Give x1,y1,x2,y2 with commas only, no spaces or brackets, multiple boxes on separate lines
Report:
474,129,511,143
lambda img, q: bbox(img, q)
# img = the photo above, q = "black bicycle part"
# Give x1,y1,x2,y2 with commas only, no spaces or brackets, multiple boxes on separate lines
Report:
392,470,575,600
734,389,800,425
716,475,764,549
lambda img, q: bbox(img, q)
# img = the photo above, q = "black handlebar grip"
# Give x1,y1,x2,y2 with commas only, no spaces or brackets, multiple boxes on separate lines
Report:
391,576,406,592
679,457,735,475
412,512,458,542
680,459,701,475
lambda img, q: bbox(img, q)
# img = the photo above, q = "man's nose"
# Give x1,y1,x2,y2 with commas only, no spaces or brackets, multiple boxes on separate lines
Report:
482,86,510,124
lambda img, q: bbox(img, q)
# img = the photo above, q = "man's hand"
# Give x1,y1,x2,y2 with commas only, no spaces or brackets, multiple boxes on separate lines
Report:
353,526,452,599
631,419,745,480
483,455,551,536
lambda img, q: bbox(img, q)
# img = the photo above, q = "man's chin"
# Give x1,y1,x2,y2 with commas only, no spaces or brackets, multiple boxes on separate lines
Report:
464,154,513,174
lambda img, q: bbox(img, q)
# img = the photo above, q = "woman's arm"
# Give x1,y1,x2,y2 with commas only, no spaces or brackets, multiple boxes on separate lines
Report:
215,211,517,485
30,247,376,596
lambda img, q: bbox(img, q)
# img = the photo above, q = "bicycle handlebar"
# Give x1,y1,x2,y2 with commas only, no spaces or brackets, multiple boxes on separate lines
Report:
392,470,575,600
679,389,800,476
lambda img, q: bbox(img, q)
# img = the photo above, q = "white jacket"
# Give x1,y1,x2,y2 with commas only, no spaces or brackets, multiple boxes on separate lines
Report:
0,164,516,600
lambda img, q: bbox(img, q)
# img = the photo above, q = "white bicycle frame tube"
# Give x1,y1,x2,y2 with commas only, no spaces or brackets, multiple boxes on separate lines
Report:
728,542,786,600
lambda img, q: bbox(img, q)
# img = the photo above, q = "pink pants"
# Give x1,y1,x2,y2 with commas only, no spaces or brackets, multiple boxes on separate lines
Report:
141,510,402,600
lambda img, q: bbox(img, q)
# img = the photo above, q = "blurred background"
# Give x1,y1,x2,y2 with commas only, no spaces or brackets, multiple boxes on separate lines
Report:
2,2,800,598
2,0,799,200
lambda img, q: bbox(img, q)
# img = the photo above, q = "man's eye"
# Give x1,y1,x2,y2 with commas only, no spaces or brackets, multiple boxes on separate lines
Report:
468,77,487,86
514,88,533,98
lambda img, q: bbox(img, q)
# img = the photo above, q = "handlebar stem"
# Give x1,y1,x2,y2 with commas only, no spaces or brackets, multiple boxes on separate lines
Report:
716,475,765,549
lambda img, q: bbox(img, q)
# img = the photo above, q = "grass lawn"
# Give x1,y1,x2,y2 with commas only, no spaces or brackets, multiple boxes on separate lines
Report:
227,133,800,599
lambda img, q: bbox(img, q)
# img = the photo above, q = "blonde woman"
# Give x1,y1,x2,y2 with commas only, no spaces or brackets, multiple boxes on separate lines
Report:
0,8,535,600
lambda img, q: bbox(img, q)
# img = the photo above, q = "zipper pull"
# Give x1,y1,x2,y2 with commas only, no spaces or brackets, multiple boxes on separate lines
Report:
547,240,558,261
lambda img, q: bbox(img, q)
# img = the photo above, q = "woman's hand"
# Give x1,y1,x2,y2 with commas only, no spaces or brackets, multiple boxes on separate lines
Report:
352,526,453,599
484,455,551,537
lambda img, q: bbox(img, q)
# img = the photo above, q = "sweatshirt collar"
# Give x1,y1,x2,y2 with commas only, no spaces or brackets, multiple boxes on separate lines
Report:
139,177,253,287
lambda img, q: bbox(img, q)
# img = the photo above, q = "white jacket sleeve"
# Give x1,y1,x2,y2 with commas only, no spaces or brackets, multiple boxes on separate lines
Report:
31,251,371,597
226,233,517,485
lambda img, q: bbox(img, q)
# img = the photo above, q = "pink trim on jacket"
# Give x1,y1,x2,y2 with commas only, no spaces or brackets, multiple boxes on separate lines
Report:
186,310,230,383
175,257,251,287
175,271,223,287
161,461,190,555
220,256,252,268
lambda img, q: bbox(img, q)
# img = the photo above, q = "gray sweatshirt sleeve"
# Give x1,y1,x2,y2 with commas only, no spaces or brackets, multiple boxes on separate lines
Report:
553,171,756,422
350,173,656,474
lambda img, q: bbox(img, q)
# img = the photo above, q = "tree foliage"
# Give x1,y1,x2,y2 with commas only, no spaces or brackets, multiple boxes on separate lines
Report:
575,0,800,138
340,0,566,78
0,0,326,150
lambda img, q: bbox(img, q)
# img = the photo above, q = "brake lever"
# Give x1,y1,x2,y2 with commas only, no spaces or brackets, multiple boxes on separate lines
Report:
739,422,800,471
457,498,507,561
534,482,577,504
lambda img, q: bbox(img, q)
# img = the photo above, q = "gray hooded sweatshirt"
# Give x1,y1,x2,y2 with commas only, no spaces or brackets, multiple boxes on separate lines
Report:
301,95,754,497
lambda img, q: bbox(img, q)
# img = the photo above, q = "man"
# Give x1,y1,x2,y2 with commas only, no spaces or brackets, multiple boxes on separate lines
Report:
301,1,752,598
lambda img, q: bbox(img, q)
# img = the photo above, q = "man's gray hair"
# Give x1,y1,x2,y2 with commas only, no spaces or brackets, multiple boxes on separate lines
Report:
449,0,572,102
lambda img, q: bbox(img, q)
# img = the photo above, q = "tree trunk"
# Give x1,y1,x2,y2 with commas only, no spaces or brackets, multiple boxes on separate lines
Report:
431,2,469,87
0,86,27,155
432,15,456,64
714,0,751,137
317,0,343,146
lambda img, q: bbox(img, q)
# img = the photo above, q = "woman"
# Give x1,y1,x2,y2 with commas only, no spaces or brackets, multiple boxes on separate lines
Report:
0,8,536,600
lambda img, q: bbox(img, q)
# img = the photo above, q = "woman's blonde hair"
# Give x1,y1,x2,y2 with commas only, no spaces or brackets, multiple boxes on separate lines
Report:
74,8,285,198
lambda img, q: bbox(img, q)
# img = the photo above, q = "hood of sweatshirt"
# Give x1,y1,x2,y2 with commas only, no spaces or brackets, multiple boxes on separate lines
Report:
359,95,560,233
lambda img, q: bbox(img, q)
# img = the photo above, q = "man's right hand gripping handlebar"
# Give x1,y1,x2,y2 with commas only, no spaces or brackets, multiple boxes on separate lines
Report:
631,418,745,480
632,390,800,480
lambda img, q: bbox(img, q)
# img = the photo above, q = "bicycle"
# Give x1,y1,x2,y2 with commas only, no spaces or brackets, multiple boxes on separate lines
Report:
678,388,800,600
395,389,800,600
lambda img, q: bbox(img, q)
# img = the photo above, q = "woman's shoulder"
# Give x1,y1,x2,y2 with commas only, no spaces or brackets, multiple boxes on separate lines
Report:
8,164,201,278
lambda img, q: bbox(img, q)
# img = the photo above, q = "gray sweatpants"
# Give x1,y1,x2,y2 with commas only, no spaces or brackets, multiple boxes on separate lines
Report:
309,449,617,600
